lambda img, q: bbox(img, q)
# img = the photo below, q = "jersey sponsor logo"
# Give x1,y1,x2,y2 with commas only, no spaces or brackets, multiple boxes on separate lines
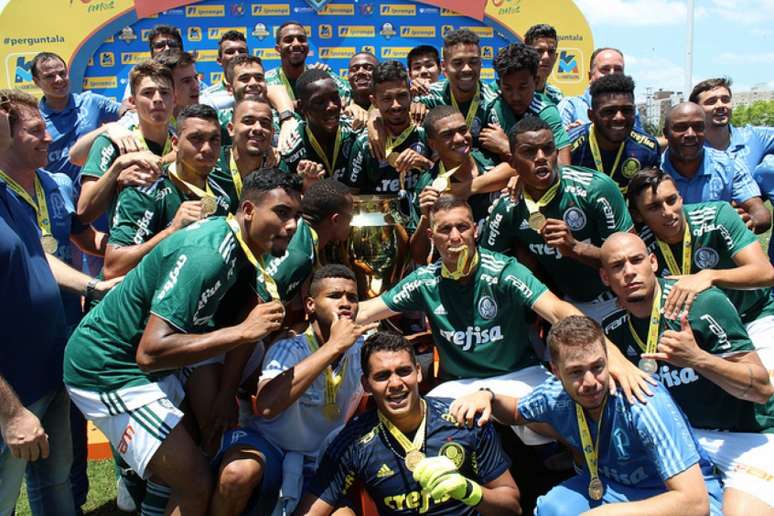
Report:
99,142,116,171
391,278,433,304
597,197,617,230
612,428,631,461
699,314,731,350
629,131,657,150
194,280,223,325
478,296,497,320
485,213,504,247
439,325,503,351
504,274,533,297
694,247,720,269
563,207,587,231
621,157,641,179
376,463,395,478
439,442,465,468
604,312,628,333
157,255,188,300
380,4,415,15
359,427,378,444
528,243,563,259
383,489,449,512
657,365,700,388
598,465,647,486
185,5,225,17
251,3,290,15
133,210,155,244
117,424,135,454
563,184,588,198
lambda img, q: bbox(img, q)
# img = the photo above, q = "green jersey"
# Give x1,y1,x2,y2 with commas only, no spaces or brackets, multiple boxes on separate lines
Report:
63,217,255,392
216,107,281,148
264,218,318,301
640,201,774,323
540,83,564,105
484,91,570,150
382,247,547,379
603,278,774,433
108,167,233,248
281,119,361,182
479,166,632,302
209,146,289,213
265,66,351,103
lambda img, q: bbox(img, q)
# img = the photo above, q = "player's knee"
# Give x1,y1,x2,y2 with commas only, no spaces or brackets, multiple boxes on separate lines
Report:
218,459,264,499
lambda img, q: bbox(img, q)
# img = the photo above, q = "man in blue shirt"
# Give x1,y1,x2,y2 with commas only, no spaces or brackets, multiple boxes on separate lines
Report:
450,315,723,515
660,102,771,233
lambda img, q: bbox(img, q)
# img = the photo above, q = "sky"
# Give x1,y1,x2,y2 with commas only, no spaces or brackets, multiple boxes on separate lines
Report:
575,0,774,100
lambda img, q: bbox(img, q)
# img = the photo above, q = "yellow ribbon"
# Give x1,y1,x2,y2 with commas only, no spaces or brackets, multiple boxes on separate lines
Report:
627,282,662,354
306,125,342,177
132,127,172,157
168,162,217,204
385,124,415,158
432,161,460,193
304,325,348,419
588,125,625,179
0,170,54,244
523,176,561,215
306,220,321,267
440,247,479,280
378,398,427,454
576,397,607,499
656,222,692,276
278,67,297,102
450,82,481,130
225,214,279,300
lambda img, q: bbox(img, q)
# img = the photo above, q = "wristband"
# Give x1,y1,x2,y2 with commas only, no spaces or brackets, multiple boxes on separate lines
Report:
84,278,99,301
278,110,294,123
460,479,483,507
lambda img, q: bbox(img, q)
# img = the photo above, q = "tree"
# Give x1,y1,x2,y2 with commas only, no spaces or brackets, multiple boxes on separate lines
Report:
733,100,774,126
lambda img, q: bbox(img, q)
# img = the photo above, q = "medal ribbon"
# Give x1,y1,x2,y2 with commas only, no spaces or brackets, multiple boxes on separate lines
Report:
278,67,297,102
168,162,217,203
303,325,348,416
385,124,415,158
656,221,692,276
433,162,460,193
523,177,561,215
588,125,625,178
132,127,172,157
229,148,266,200
627,282,662,354
440,247,479,280
576,397,607,494
306,220,321,266
0,170,53,241
450,83,481,130
377,399,427,456
306,125,342,177
225,214,279,300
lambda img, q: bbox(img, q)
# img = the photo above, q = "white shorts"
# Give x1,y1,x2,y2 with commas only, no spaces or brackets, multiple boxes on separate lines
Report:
427,365,553,445
67,375,185,479
745,315,774,374
566,294,619,324
694,428,774,508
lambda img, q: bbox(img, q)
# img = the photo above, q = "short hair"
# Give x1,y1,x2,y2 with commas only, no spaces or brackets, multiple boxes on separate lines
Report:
276,21,305,43
429,195,474,222
372,61,409,88
218,30,247,57
689,77,732,103
224,54,264,84
0,89,39,133
176,103,219,131
508,116,552,151
443,28,480,49
308,264,357,297
302,178,351,224
589,47,623,70
493,43,539,80
547,315,606,364
296,68,334,104
147,25,183,51
128,61,173,96
153,49,195,73
407,45,440,68
361,331,417,376
589,73,635,109
626,167,676,207
240,167,303,205
231,98,272,120
422,105,461,138
350,51,377,64
524,24,557,45
31,52,65,79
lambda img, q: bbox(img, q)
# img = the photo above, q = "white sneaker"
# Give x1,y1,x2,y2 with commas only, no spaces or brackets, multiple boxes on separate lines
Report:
116,477,138,513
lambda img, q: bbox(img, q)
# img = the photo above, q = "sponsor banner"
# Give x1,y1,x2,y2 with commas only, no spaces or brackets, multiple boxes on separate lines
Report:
185,4,225,17
251,4,291,15
207,27,247,40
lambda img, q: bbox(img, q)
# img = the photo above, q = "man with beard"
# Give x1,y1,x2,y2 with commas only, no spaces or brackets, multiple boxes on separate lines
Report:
660,102,770,233
211,265,377,516
347,52,378,111
296,331,521,516
64,169,300,514
282,69,361,184
449,316,724,516
480,116,633,323
570,74,659,193
600,232,774,514
523,24,564,105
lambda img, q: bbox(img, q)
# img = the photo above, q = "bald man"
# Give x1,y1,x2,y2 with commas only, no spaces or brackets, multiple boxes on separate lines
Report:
599,232,774,514
660,102,770,234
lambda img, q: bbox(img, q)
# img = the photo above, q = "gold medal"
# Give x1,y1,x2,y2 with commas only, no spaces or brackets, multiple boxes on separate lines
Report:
201,196,217,217
588,477,604,501
404,450,425,472
432,176,449,192
40,234,58,254
386,151,399,168
528,211,546,231
638,358,658,374
323,403,340,420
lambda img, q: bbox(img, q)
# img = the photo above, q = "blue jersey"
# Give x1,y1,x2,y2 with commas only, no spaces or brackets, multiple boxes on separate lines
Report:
661,147,760,204
308,397,510,515
519,377,719,490
711,124,774,174
569,124,660,192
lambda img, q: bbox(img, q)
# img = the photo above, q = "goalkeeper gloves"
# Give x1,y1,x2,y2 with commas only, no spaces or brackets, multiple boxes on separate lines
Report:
412,456,483,507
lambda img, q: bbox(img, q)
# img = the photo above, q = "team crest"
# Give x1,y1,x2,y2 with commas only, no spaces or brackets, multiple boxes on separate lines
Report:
563,207,587,231
478,296,497,320
621,157,640,178
439,442,465,468
694,247,719,269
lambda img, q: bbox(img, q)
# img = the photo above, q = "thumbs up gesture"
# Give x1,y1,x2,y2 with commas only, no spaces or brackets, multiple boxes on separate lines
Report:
644,312,705,369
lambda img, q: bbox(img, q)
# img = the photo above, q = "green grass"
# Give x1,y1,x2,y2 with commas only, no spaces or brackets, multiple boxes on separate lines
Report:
15,459,123,516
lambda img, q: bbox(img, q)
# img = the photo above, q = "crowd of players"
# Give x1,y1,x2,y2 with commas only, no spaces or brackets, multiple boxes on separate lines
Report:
1,18,773,516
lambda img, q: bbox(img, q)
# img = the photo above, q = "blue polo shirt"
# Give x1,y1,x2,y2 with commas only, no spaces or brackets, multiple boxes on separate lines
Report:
660,147,760,204
0,182,67,406
39,91,121,181
558,87,643,131
710,124,774,174
753,155,774,263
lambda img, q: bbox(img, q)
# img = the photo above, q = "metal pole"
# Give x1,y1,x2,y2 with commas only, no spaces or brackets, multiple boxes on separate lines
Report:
684,0,695,101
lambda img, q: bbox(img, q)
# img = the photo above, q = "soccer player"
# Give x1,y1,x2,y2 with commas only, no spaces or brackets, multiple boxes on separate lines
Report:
214,55,271,147
407,44,441,96
450,316,724,515
523,24,564,105
347,61,433,197
569,74,659,193
63,169,301,514
282,69,361,183
599,232,774,514
482,43,570,165
480,116,633,322
627,167,774,367
211,265,377,515
296,331,521,515
347,52,378,111
104,104,231,279
660,102,770,233
202,30,249,109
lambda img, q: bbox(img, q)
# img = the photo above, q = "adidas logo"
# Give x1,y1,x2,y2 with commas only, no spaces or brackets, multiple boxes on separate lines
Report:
376,464,394,478
519,220,530,230
433,304,447,315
